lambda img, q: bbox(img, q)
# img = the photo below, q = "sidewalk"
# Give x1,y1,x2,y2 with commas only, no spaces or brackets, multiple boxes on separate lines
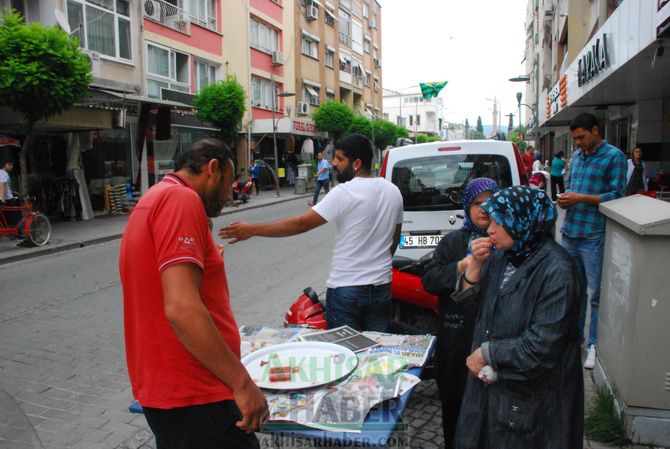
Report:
0,186,311,266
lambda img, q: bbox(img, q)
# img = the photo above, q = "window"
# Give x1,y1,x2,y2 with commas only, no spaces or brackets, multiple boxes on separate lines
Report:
325,48,335,68
195,61,217,92
326,90,335,102
363,36,371,53
364,73,371,87
391,155,513,212
251,76,279,110
250,19,279,54
146,43,190,98
325,9,335,26
301,34,319,58
416,115,421,126
303,85,320,106
351,21,363,54
191,0,216,30
339,52,351,72
409,115,413,127
362,2,369,18
339,9,350,45
66,0,131,60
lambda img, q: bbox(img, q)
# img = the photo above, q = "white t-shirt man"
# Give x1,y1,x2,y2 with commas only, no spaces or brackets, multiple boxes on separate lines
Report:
0,168,14,200
312,177,403,288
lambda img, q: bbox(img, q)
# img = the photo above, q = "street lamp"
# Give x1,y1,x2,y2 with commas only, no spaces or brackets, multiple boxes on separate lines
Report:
509,74,531,82
515,91,538,131
270,74,295,197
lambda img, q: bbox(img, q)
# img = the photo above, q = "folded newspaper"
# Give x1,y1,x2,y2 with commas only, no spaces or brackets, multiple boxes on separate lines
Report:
297,325,380,353
239,325,312,358
360,332,436,368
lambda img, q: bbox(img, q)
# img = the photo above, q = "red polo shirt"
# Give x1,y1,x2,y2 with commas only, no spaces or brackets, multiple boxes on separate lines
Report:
119,173,240,408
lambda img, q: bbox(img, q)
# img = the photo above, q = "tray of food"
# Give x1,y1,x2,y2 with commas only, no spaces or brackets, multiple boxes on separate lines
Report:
241,341,358,390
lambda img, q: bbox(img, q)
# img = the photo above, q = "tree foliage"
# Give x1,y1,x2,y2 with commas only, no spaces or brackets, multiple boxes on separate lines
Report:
193,75,246,143
347,114,373,137
343,114,410,149
0,10,91,126
507,126,528,151
476,116,484,134
312,101,354,140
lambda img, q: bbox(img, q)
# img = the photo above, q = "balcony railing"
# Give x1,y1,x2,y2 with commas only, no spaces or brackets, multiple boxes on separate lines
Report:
144,0,190,34
339,32,352,47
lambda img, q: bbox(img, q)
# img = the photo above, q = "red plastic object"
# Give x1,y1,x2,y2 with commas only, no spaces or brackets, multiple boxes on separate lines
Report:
391,268,439,315
284,288,328,329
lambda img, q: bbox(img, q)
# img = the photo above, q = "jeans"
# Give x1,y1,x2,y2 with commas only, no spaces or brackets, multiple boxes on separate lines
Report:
550,175,565,201
326,283,392,332
312,179,330,205
561,233,605,346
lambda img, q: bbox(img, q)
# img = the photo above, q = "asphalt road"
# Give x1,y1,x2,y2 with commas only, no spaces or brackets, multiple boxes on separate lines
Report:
0,200,338,449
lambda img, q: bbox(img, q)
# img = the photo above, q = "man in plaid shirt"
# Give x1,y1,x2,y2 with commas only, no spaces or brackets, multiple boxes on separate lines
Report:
558,112,626,370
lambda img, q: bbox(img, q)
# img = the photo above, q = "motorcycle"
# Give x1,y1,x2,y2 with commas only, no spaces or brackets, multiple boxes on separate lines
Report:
232,176,253,204
284,287,328,329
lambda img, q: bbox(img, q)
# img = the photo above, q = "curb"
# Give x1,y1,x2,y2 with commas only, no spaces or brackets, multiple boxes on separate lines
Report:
0,193,312,267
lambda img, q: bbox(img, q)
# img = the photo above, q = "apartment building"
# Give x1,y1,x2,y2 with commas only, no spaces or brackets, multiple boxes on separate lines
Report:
382,90,443,137
525,0,670,178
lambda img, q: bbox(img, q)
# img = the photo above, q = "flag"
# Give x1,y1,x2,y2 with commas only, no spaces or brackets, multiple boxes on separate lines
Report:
419,81,448,100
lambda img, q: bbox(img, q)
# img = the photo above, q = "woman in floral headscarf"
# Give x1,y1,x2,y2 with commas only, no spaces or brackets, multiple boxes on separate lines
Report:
421,177,499,448
453,186,584,449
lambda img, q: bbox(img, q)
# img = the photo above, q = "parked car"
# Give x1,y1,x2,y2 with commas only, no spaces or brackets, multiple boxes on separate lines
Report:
381,140,528,335
382,140,527,260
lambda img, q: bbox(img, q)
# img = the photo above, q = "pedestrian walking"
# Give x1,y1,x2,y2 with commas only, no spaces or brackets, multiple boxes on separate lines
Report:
558,112,626,369
421,178,500,449
250,160,261,195
626,145,648,195
550,151,566,200
310,150,330,206
521,145,535,177
119,139,268,449
453,186,584,449
219,134,403,332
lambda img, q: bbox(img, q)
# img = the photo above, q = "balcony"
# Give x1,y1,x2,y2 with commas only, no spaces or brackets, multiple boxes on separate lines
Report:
339,32,352,47
144,0,190,34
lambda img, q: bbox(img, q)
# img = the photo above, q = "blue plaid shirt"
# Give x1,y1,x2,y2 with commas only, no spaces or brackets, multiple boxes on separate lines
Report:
562,140,626,238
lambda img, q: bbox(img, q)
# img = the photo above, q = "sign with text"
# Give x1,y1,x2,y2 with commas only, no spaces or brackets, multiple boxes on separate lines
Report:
577,33,610,86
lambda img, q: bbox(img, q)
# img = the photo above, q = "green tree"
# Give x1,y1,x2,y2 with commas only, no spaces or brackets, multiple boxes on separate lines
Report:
507,125,528,152
416,133,428,143
0,9,92,192
371,119,405,149
312,101,354,140
347,114,373,138
464,118,470,139
476,116,484,134
193,75,246,144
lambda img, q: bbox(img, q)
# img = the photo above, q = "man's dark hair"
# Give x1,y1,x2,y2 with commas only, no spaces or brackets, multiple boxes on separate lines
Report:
570,113,600,132
336,134,373,172
176,138,233,174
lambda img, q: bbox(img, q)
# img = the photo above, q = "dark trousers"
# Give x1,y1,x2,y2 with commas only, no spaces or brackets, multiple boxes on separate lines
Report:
434,308,475,449
312,179,330,205
143,400,260,449
1,198,22,228
252,178,260,195
550,175,565,201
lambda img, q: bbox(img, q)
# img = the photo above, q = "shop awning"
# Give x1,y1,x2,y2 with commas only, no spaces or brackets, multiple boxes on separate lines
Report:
101,90,193,110
306,86,320,97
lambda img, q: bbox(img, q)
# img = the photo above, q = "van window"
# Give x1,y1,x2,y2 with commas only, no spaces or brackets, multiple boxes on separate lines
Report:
391,154,513,211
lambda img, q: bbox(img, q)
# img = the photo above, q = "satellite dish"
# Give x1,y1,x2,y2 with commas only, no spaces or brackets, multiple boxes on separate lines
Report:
54,9,71,35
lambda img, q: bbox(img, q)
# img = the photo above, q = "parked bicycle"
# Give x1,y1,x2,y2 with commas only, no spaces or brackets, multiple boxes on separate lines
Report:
0,197,51,246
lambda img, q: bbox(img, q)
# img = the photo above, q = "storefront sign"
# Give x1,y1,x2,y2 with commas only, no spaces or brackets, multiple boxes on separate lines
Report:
292,120,318,134
578,33,610,86
546,73,568,119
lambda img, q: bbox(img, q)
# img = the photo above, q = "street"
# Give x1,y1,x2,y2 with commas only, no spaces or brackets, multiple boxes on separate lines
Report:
0,199,342,449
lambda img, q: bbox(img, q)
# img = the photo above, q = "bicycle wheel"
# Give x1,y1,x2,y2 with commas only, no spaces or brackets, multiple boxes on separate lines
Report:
27,213,51,246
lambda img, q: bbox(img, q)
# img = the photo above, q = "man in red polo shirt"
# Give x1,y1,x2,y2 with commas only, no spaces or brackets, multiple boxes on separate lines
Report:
119,139,268,449
521,145,536,177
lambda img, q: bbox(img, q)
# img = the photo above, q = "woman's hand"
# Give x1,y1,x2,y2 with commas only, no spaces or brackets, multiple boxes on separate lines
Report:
470,237,494,265
457,255,473,274
466,347,486,377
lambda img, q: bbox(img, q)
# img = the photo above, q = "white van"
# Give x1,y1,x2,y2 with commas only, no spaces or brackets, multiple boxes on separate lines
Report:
381,140,528,260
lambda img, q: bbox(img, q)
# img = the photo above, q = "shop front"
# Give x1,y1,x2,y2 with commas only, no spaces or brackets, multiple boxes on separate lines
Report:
542,0,670,186
250,118,329,188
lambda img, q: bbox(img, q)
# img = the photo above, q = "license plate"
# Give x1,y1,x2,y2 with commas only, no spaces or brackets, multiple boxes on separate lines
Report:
400,234,443,248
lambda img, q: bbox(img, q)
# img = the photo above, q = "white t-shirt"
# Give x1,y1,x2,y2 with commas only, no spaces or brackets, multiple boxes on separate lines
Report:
312,177,403,288
0,169,13,200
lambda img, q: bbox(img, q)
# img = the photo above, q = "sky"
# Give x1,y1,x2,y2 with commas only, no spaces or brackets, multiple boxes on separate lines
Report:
380,0,528,127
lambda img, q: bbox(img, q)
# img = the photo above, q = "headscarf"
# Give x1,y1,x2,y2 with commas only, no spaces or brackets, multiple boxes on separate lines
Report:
480,186,556,266
461,177,500,238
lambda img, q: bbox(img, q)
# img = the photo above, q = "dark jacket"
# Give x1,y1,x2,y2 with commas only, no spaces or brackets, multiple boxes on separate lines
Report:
453,239,584,449
422,229,471,313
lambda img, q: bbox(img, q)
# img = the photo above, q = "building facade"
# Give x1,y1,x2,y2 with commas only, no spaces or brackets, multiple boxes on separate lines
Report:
524,0,670,183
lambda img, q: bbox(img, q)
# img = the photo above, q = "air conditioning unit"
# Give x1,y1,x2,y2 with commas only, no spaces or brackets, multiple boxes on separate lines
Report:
83,49,102,77
144,0,162,21
297,102,310,115
368,18,376,29
306,5,318,21
271,51,284,66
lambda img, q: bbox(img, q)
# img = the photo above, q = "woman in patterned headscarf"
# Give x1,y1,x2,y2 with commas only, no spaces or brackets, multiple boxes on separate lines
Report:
453,186,585,449
421,177,499,448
